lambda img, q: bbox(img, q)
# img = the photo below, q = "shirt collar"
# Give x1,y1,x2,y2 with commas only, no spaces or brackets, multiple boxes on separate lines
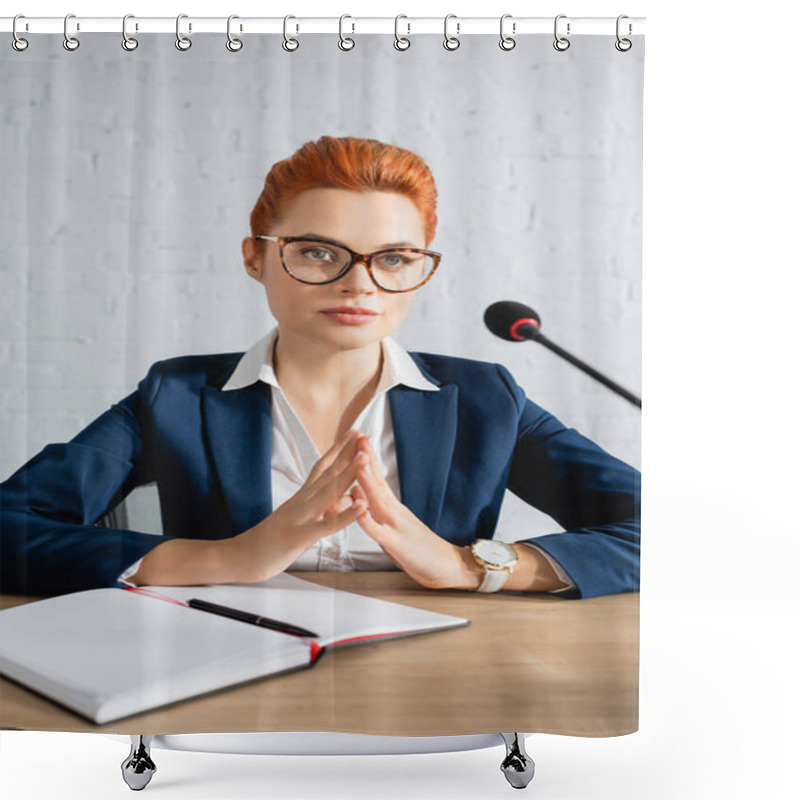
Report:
221,326,440,393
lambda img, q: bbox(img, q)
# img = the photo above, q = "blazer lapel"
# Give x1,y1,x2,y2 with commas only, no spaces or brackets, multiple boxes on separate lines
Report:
200,382,273,535
388,382,459,529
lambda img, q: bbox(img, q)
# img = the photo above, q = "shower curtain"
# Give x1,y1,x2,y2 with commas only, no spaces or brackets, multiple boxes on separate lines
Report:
0,23,643,741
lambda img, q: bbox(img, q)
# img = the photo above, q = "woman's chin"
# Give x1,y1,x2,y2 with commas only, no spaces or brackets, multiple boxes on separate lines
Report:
296,325,387,352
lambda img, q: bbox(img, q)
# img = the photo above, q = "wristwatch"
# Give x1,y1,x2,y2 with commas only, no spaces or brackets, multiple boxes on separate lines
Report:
469,539,520,592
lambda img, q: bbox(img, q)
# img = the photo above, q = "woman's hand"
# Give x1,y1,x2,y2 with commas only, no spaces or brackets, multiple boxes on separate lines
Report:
349,433,479,590
227,429,368,583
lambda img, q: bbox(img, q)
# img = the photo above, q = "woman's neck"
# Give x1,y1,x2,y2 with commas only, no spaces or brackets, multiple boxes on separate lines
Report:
272,329,383,412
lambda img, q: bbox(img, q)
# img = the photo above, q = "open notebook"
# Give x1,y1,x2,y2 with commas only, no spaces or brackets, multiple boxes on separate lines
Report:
0,573,469,725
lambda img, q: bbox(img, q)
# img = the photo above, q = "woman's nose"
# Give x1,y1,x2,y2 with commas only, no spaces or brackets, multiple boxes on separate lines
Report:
341,259,376,291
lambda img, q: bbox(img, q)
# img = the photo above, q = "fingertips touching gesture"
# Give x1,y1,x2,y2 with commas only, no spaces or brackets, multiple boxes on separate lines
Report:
231,429,369,582
350,433,467,590
290,429,372,536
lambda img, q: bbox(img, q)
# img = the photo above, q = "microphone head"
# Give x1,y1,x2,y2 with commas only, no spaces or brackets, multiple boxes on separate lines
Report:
484,301,542,341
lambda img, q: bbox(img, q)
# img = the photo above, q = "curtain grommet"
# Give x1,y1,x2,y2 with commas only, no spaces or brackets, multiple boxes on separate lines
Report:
338,15,355,51
553,14,570,51
443,14,460,51
282,15,299,52
499,14,516,51
63,13,80,51
175,14,192,51
12,15,29,51
226,15,243,52
615,15,632,51
121,14,139,51
394,15,410,51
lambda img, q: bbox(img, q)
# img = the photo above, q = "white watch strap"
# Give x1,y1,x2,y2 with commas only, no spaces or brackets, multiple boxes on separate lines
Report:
476,566,511,592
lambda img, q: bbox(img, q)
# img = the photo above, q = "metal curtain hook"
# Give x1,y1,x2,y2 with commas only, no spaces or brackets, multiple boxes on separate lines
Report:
12,14,29,51
227,15,243,51
122,14,138,51
63,13,80,51
499,14,516,51
443,14,460,51
338,14,355,50
394,14,410,50
615,15,632,51
283,15,299,51
175,14,192,50
553,14,570,51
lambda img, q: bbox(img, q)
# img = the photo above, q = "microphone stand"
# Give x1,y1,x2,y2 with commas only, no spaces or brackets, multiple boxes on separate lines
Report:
519,324,642,409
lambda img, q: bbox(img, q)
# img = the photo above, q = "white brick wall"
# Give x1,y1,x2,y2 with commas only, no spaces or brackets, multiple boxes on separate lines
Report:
1,33,643,537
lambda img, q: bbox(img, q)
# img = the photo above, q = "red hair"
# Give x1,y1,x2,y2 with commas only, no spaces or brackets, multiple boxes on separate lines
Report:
250,136,438,247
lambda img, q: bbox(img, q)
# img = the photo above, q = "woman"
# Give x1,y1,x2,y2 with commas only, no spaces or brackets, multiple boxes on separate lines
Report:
0,136,640,599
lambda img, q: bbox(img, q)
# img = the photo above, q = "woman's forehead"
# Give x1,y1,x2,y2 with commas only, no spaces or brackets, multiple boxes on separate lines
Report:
282,188,424,237
285,187,415,211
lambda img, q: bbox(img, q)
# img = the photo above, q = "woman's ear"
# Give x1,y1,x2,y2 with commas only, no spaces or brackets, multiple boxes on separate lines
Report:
242,237,263,280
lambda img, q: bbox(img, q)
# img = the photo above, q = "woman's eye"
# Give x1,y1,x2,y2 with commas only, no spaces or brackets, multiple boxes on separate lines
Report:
301,247,335,261
377,253,411,269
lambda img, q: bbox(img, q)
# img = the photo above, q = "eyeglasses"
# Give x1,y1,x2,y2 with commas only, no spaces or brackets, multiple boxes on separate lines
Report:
254,234,442,293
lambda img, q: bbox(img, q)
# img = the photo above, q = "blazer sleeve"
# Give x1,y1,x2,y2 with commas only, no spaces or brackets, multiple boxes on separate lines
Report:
0,363,175,595
496,364,641,599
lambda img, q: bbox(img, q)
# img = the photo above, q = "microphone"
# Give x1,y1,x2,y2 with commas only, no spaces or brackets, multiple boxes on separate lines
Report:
484,301,642,409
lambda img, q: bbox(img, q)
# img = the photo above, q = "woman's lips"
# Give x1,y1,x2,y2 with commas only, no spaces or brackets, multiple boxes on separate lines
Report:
319,308,380,325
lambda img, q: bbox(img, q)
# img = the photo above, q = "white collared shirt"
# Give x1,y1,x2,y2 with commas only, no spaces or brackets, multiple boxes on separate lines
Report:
118,327,574,590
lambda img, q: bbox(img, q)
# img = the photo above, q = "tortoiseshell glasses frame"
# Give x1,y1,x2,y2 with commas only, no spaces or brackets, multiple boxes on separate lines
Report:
254,234,442,293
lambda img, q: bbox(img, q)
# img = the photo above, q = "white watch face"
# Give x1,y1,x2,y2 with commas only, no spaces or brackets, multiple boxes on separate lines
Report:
473,539,517,568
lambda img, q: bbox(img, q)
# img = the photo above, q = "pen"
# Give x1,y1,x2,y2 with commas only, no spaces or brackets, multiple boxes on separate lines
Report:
187,598,319,638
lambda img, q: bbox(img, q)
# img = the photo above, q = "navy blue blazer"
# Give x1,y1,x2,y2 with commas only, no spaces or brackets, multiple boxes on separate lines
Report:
0,350,640,599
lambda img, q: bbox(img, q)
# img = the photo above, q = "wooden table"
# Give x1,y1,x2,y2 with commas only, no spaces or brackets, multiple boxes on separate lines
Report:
0,573,638,737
